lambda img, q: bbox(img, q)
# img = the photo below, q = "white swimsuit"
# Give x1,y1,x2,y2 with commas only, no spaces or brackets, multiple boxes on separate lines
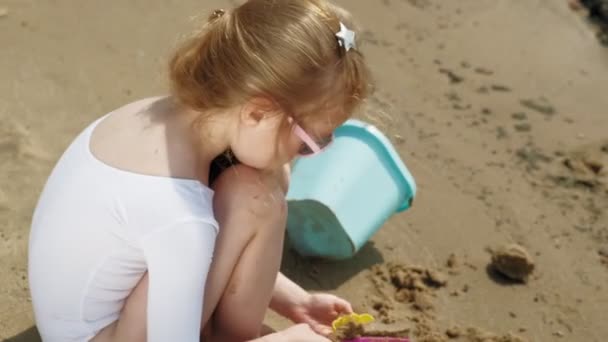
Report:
28,109,218,342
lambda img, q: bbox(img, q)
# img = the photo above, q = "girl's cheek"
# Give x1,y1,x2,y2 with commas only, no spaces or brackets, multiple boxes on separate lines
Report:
286,132,303,158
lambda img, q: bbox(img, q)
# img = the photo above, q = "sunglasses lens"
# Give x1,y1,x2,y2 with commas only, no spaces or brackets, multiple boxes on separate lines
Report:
318,135,333,149
298,144,315,155
297,134,334,156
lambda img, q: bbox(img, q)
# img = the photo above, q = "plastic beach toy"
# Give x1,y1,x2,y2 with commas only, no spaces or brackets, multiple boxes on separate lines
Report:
332,313,410,342
332,313,375,331
344,338,410,342
286,119,416,259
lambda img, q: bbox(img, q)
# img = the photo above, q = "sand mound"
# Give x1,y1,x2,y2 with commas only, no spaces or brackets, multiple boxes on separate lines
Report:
364,263,527,342
331,321,366,342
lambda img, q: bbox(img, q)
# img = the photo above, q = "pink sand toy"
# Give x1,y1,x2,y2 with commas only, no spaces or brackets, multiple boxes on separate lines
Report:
345,338,410,342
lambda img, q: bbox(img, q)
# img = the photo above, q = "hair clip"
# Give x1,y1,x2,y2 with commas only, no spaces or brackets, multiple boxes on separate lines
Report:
210,9,226,21
335,22,356,51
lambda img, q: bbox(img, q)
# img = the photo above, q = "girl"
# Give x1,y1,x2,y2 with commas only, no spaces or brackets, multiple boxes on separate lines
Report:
28,0,371,341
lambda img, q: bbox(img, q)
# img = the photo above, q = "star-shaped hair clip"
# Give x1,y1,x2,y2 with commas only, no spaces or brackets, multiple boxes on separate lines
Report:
335,22,356,52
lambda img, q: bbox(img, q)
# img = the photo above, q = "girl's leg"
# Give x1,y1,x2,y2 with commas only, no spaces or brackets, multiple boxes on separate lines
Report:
202,164,288,341
91,164,288,342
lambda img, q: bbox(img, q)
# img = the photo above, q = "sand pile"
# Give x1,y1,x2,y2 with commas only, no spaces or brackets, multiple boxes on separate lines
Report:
447,327,527,342
363,263,528,342
331,321,366,342
369,263,448,321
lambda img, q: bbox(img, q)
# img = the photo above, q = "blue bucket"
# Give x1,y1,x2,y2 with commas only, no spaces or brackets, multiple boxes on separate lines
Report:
286,119,417,260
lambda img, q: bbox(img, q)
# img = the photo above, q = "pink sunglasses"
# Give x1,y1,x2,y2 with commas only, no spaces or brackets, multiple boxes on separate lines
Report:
290,118,334,157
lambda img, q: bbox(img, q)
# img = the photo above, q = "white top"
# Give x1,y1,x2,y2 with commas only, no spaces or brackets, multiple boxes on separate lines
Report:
28,112,218,342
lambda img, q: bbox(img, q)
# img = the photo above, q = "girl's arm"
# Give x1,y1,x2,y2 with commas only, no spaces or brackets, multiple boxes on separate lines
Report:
142,220,218,342
269,272,310,320
269,272,353,336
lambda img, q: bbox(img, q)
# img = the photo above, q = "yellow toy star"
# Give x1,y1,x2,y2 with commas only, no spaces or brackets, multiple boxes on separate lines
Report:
332,313,375,332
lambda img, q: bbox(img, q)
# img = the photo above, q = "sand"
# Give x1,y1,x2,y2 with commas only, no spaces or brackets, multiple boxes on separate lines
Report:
2,0,608,341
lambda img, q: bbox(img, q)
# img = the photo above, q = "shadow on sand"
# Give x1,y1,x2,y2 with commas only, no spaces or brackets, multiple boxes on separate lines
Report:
3,326,41,342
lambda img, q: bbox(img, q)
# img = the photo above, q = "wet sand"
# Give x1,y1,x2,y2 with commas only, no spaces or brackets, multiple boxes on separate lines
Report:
2,1,608,341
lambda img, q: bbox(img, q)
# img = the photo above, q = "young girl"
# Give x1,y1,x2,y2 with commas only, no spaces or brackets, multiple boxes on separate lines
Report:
28,0,370,341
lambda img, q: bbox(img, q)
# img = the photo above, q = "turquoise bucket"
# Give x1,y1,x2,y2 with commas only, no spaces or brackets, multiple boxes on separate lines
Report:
286,119,417,260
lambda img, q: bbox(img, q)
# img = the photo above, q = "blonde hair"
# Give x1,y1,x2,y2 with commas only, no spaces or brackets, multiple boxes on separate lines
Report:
169,0,371,122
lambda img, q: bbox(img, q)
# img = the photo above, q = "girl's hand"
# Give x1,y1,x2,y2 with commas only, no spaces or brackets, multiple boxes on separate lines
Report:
290,293,354,336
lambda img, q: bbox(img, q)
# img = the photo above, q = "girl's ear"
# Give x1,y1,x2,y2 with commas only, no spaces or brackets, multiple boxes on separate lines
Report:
240,97,279,126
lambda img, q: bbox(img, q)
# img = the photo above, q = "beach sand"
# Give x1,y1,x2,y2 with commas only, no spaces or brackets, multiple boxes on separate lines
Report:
1,0,608,341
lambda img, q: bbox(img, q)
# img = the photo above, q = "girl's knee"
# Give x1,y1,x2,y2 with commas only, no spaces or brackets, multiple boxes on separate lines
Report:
214,164,289,192
213,164,287,225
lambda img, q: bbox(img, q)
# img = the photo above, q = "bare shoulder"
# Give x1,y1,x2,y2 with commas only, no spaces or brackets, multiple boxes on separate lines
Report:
90,96,196,179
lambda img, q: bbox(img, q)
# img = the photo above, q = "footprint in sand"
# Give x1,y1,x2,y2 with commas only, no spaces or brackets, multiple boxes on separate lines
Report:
544,139,608,194
0,186,8,212
0,118,52,162
0,120,23,159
